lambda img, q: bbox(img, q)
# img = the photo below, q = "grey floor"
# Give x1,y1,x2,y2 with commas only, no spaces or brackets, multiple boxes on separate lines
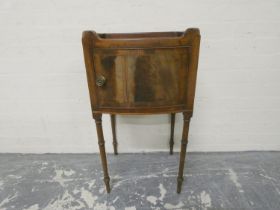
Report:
0,152,279,210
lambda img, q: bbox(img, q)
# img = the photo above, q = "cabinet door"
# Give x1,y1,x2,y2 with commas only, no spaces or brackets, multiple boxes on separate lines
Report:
93,47,189,109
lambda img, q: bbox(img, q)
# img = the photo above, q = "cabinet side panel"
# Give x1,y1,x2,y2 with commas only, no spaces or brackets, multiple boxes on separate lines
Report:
82,32,98,112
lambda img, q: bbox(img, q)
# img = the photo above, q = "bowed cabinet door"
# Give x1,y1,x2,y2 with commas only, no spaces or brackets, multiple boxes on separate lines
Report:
93,46,190,111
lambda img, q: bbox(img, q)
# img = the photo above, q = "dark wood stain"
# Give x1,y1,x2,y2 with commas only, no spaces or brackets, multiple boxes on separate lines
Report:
101,56,116,71
134,56,155,102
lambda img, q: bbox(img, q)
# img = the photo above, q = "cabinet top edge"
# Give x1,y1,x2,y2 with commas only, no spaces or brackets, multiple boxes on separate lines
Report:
82,28,200,42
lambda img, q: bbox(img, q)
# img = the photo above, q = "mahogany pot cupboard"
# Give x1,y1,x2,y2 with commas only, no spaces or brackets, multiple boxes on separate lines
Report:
82,28,201,193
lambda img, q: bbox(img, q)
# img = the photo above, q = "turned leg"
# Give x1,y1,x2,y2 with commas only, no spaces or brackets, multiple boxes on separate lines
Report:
93,113,111,193
169,113,176,155
110,114,118,155
177,112,192,193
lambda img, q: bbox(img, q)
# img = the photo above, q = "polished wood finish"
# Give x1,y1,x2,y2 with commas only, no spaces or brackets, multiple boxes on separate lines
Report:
82,28,201,193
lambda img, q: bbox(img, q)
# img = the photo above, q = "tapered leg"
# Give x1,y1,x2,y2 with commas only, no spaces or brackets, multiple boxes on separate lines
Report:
177,112,192,193
93,113,111,193
110,114,118,155
169,113,176,155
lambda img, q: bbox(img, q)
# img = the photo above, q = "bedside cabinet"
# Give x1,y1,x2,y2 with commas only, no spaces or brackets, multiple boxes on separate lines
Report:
82,28,201,193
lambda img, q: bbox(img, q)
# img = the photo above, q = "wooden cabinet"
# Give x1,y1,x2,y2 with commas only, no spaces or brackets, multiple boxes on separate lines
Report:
82,29,201,193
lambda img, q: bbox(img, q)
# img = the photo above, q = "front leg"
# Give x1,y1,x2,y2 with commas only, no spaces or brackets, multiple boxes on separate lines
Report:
93,113,111,193
177,112,192,193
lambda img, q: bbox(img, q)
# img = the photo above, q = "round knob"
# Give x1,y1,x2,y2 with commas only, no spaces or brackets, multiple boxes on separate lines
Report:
96,75,106,87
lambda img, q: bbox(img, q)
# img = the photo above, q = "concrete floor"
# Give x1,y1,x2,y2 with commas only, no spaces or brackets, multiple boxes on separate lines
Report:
0,152,279,210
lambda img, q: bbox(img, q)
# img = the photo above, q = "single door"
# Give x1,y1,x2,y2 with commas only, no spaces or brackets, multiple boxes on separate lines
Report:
93,46,190,108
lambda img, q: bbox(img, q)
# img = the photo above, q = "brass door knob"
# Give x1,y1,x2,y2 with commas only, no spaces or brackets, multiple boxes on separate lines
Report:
96,75,106,87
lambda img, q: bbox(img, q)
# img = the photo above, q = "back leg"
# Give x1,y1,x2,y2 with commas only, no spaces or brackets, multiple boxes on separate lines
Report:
170,113,176,155
110,114,118,155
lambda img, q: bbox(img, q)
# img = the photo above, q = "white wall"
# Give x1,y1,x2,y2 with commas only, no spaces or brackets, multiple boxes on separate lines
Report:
1,0,280,153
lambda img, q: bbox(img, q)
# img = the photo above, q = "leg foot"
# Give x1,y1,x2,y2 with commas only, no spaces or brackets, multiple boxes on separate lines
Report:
177,177,184,193
104,176,111,193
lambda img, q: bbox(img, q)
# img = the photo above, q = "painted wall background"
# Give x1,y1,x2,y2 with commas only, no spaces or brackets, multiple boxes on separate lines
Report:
1,0,280,153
